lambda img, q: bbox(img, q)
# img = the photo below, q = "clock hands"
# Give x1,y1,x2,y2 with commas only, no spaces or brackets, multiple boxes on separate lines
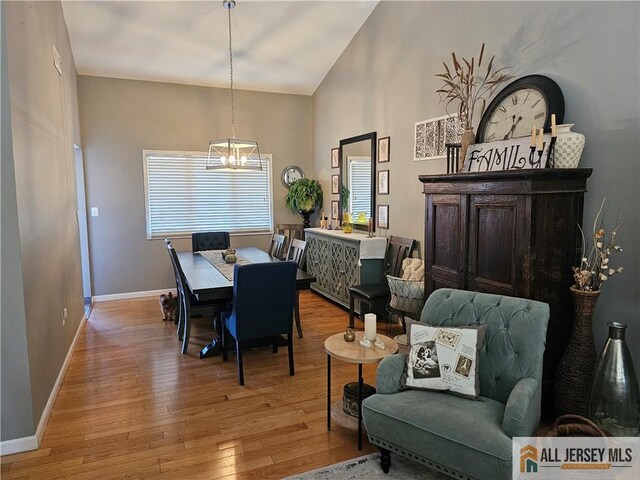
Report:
503,115,524,140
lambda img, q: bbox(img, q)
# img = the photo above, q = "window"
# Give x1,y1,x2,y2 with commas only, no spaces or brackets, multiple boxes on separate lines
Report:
348,156,372,220
143,150,273,239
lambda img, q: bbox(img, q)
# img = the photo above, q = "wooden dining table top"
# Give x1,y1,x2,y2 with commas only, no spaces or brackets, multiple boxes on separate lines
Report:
177,247,315,301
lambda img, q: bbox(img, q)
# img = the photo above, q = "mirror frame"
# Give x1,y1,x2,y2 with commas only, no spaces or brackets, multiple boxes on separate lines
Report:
338,131,377,232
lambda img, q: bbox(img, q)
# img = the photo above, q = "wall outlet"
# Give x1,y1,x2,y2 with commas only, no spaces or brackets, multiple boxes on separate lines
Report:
91,207,99,217
62,307,68,326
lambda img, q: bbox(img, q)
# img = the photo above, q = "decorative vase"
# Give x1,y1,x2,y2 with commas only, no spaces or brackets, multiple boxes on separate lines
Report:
342,212,353,234
554,286,599,416
458,127,476,172
299,209,314,229
588,322,640,436
553,124,585,168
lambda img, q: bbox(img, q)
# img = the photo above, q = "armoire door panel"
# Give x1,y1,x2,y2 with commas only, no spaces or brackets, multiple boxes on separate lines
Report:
468,195,526,296
425,194,467,293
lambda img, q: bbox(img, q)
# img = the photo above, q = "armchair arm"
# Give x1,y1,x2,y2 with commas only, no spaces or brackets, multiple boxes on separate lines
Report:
501,377,540,438
376,353,408,394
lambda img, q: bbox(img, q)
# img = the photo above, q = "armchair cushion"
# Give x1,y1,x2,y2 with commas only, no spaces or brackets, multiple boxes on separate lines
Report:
363,390,512,480
501,377,540,438
376,353,407,395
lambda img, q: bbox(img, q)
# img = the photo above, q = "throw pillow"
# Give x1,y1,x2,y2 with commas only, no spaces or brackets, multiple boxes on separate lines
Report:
400,321,487,399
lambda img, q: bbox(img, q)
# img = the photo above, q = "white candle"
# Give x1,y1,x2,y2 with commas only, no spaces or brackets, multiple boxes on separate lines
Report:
551,114,557,137
364,313,377,341
536,128,544,151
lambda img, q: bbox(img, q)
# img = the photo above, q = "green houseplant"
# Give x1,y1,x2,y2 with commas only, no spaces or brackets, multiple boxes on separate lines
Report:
284,178,323,228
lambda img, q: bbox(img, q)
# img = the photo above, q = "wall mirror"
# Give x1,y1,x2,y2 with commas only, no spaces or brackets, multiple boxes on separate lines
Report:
339,132,376,231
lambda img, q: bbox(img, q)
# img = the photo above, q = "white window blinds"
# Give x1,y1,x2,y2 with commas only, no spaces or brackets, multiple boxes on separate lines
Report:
143,151,273,239
349,157,372,220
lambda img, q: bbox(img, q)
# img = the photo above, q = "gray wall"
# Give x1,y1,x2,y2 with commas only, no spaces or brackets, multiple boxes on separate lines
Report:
78,76,313,296
0,2,35,442
3,0,85,435
313,2,640,367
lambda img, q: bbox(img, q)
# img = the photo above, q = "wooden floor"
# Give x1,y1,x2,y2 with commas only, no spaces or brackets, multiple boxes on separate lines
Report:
1,292,403,479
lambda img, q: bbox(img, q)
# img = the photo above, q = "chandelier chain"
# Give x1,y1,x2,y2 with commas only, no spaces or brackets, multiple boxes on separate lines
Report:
227,4,235,139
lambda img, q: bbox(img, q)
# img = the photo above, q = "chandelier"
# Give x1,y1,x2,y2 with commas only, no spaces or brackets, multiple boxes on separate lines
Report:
206,1,262,171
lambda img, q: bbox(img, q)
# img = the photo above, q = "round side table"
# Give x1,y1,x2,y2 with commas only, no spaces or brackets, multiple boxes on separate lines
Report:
324,332,398,450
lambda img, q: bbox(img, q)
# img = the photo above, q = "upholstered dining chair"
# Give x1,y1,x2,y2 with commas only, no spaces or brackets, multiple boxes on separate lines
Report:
362,288,550,479
221,262,297,386
191,231,230,252
348,236,415,328
165,240,228,354
269,233,287,259
286,239,307,338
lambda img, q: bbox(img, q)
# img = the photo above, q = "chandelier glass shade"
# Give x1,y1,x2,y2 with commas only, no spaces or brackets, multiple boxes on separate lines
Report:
206,0,262,171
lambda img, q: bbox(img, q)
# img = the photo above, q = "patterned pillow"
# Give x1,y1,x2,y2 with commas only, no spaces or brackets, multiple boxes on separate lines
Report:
400,321,487,399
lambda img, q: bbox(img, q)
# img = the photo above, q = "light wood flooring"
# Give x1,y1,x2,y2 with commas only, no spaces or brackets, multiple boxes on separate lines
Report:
2,292,404,479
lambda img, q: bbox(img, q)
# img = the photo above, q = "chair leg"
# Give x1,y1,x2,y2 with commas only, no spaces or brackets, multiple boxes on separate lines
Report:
222,325,228,362
349,293,356,329
287,333,295,376
294,292,303,338
181,301,191,354
379,447,391,474
236,340,244,386
177,292,185,340
272,337,278,354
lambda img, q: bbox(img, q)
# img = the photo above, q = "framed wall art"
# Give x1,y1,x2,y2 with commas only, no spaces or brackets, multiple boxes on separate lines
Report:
377,204,389,229
331,200,340,220
378,136,390,163
331,174,339,194
378,170,389,195
414,114,463,161
331,147,339,168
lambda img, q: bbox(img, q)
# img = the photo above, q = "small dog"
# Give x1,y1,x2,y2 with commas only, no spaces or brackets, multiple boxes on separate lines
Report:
160,292,178,322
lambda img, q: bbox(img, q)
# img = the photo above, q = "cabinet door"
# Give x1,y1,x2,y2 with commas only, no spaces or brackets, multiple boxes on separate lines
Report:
467,195,528,296
425,194,468,294
329,240,344,301
307,235,330,292
342,241,360,302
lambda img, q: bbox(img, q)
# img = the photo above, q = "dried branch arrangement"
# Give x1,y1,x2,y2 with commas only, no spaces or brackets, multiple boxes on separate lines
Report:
436,43,512,128
573,198,624,291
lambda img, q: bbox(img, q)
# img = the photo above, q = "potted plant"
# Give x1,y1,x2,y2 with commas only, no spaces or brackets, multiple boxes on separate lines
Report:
285,178,323,229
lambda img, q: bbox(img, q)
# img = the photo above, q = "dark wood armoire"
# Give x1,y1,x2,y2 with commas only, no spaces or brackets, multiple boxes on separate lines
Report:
419,168,592,415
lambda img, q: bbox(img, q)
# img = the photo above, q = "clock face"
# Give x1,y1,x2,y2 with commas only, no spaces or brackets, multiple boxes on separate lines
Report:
476,75,565,144
481,88,548,142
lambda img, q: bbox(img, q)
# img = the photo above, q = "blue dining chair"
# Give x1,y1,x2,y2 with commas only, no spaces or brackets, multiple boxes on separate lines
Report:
221,261,297,386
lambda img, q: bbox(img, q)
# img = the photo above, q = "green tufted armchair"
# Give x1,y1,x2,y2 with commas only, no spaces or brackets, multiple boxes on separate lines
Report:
362,288,550,479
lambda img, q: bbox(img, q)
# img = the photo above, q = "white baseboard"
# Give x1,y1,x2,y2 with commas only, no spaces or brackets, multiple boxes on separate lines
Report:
0,435,39,456
92,288,176,302
0,314,87,456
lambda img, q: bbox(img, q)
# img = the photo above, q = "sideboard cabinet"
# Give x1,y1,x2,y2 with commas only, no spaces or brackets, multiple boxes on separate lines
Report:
305,228,386,310
419,168,592,414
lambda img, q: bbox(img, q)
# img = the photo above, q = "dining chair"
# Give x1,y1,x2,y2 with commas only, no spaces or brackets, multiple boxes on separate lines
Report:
269,233,287,259
165,241,228,354
222,262,297,386
164,238,182,328
348,236,416,329
191,232,230,252
276,223,304,255
286,239,307,338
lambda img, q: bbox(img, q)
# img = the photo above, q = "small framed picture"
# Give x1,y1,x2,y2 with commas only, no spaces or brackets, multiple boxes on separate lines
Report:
331,174,339,194
331,200,339,220
378,170,389,195
331,147,339,168
377,204,389,229
378,136,390,163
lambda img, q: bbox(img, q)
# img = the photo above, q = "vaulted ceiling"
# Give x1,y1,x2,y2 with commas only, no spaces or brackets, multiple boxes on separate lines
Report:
62,0,378,95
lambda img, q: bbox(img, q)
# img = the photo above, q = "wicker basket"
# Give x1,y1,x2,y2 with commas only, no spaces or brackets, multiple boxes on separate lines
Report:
546,414,608,437
387,275,425,317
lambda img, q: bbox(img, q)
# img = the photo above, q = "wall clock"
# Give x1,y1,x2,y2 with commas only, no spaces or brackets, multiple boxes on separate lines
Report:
476,75,564,143
281,165,304,188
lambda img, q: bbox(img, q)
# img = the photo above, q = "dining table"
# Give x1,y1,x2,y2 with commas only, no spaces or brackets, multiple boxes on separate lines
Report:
177,247,315,358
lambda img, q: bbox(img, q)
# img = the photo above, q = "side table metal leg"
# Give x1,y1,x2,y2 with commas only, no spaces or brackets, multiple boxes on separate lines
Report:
327,354,331,431
358,363,363,451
